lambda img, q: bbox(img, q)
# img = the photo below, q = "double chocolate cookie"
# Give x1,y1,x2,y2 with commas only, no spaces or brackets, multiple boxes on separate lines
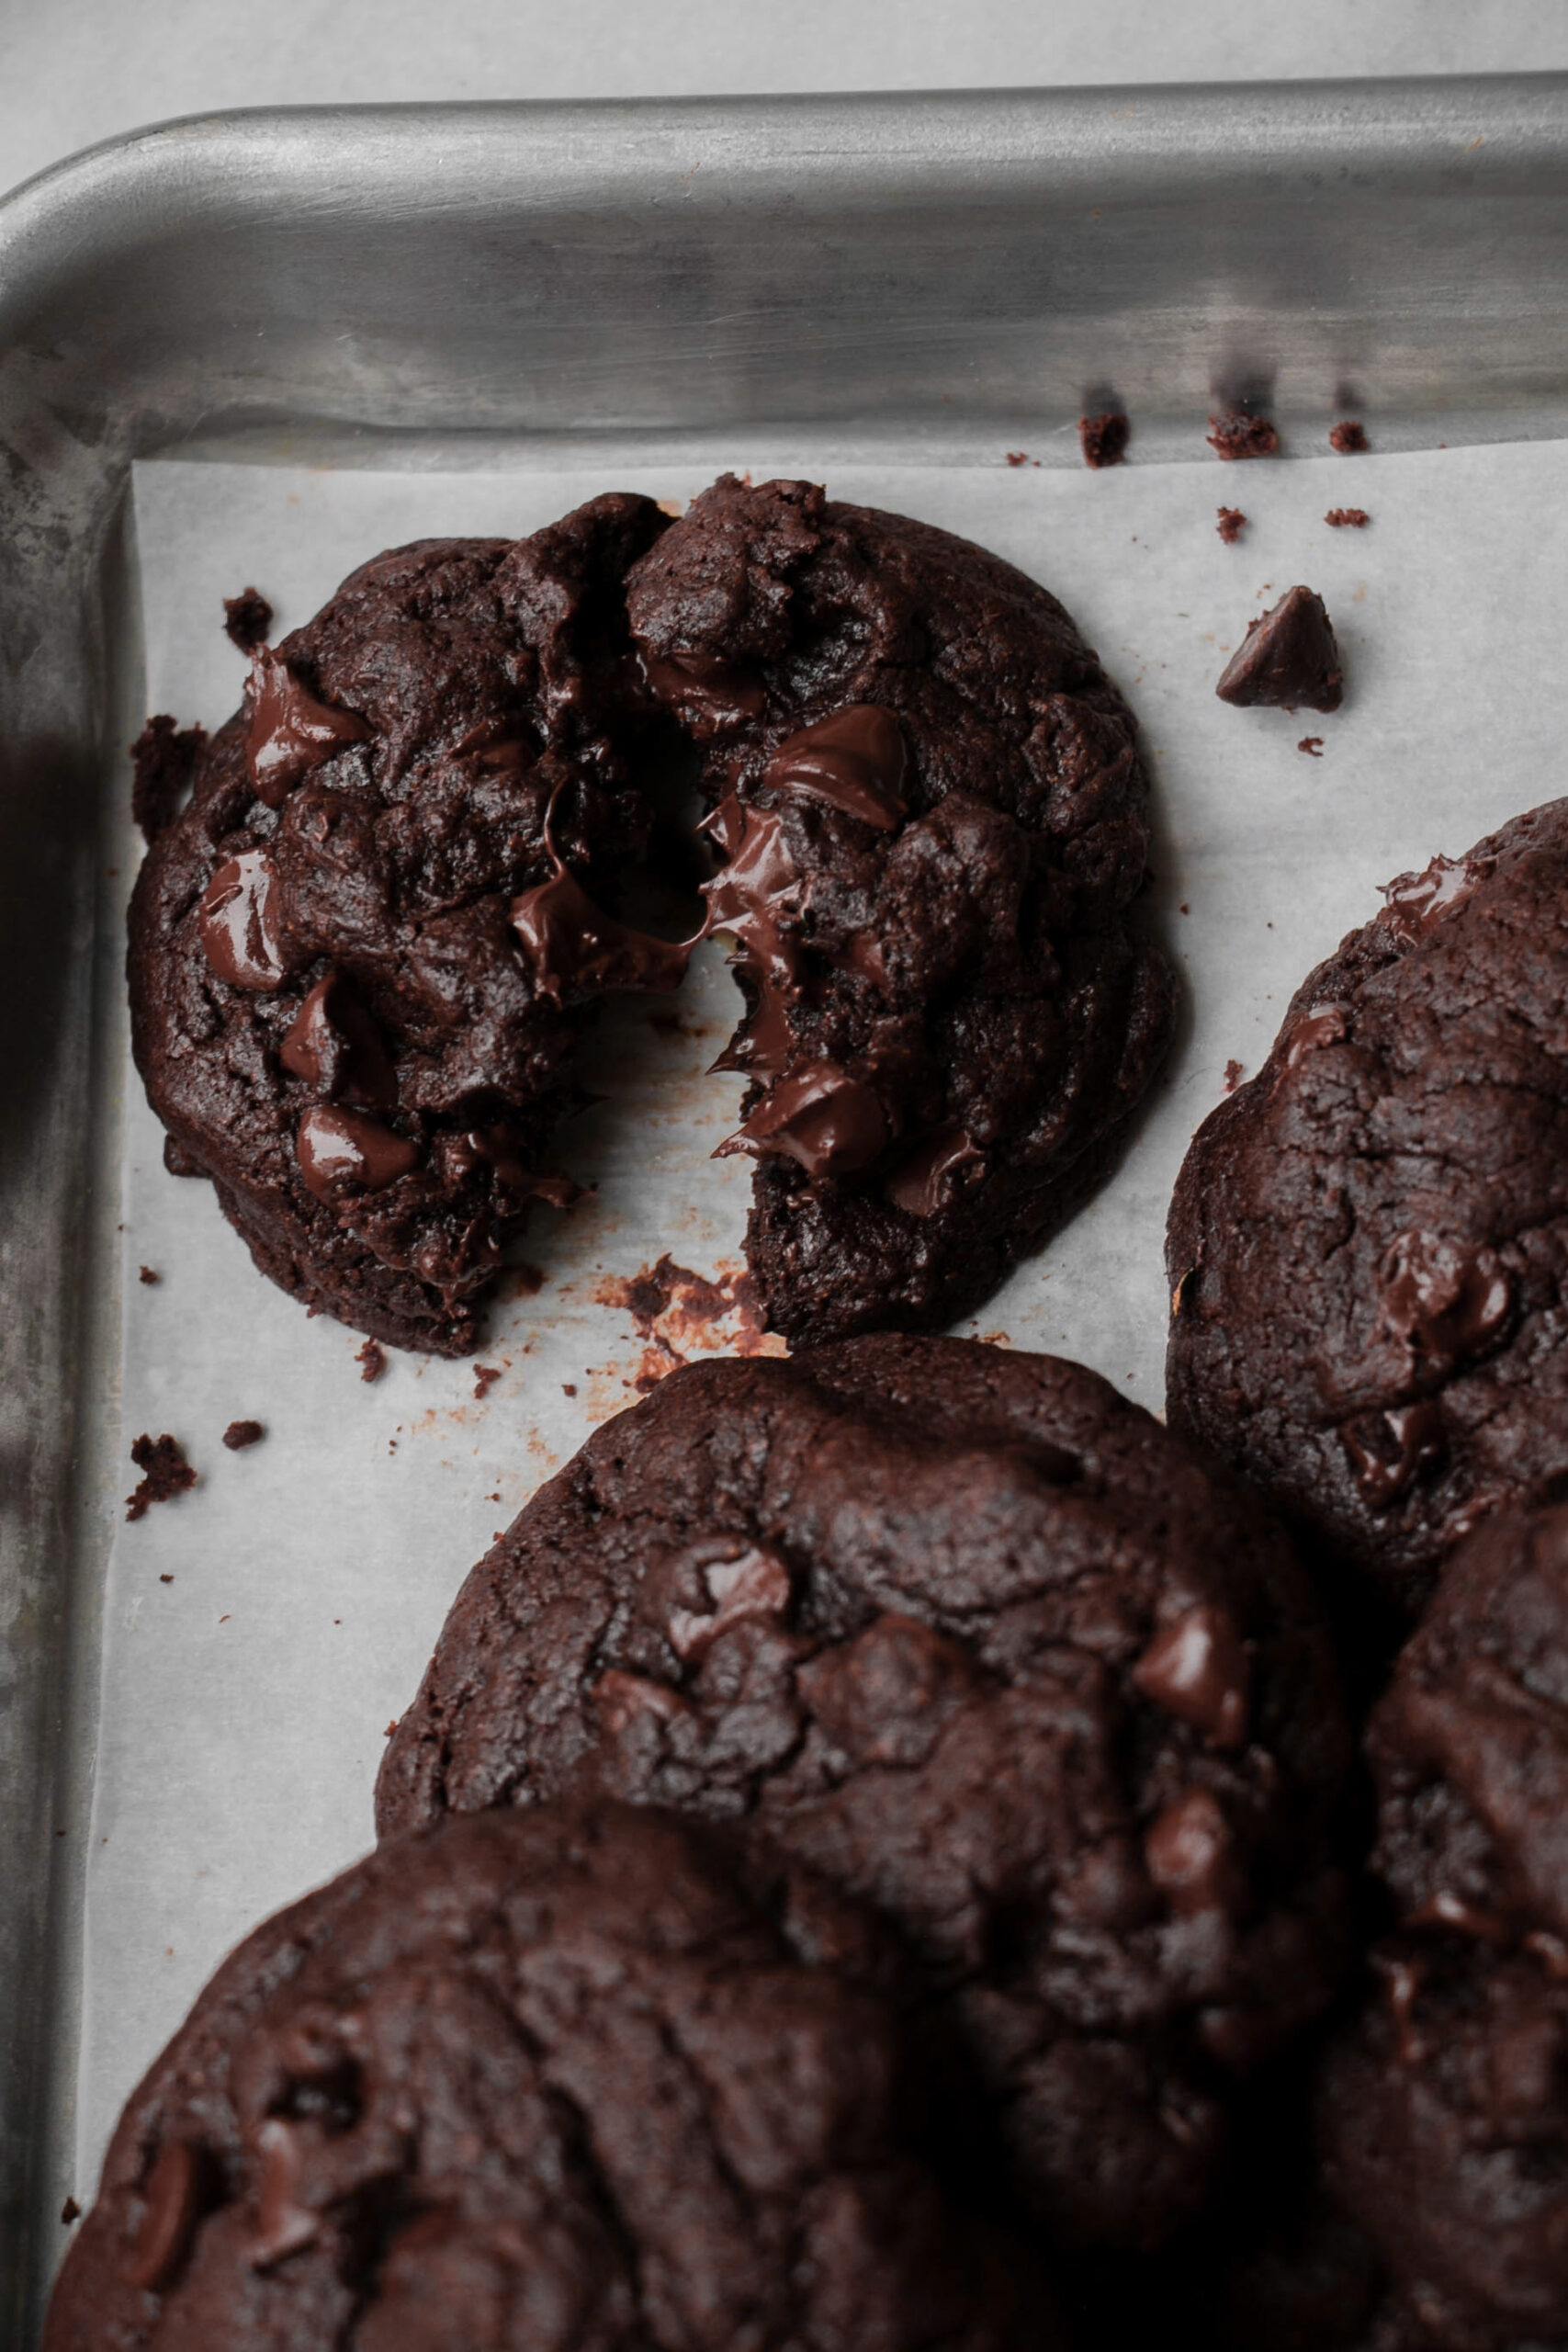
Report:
1167,802,1568,1615
1318,1505,1568,2348
47,1803,1050,2351
130,499,684,1354
131,476,1171,1355
627,474,1176,1345
378,1335,1351,2252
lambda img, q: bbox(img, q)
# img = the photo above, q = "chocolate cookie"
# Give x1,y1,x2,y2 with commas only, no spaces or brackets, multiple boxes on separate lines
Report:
1167,802,1568,1614
626,474,1176,1346
1311,1507,1568,2349
46,1803,1050,2352
128,498,683,1355
1321,1938,1568,2352
378,1335,1351,2251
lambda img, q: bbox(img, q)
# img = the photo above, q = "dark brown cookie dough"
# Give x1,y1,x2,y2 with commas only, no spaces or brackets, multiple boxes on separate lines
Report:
625,473,1176,1347
378,1335,1350,2252
46,1802,1050,2352
129,498,683,1356
1167,802,1568,1615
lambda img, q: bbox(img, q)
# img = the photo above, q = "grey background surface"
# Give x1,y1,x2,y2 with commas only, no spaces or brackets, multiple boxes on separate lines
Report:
4,0,1568,199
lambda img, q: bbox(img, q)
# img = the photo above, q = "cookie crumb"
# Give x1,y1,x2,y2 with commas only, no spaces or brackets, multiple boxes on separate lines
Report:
61,2198,80,2226
1329,420,1369,454
1298,736,1325,756
222,587,273,652
356,1339,387,1384
473,1364,502,1401
1207,411,1279,461
1325,507,1370,528
1005,450,1037,468
1079,411,1130,469
385,1719,399,1737
138,1265,160,1285
222,1419,265,1451
1224,1058,1245,1093
159,1573,173,1584
561,1382,578,1397
130,715,208,845
126,1433,197,1521
1216,507,1246,543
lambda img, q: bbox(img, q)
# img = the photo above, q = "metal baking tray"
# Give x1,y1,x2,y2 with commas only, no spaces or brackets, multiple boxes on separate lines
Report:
4,75,1567,2343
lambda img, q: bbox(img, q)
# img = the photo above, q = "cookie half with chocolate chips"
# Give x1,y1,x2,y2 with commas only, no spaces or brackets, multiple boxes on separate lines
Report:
46,1802,1052,2352
128,498,693,1355
1167,802,1568,1616
378,1335,1351,2253
626,473,1176,1346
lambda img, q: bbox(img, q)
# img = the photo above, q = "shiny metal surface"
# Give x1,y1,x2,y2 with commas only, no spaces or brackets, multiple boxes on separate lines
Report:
2,77,1566,2340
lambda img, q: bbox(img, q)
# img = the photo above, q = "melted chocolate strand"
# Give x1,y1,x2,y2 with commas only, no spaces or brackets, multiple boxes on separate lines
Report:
761,706,907,830
716,1061,888,1180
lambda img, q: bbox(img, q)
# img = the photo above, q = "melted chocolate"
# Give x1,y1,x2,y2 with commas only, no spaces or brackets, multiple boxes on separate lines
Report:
666,1544,794,1663
1283,1001,1351,1067
1342,1400,1446,1510
279,969,397,1106
885,1127,986,1219
640,646,765,729
1215,585,1343,713
244,647,370,808
296,1104,420,1202
761,706,907,831
1377,1229,1511,1374
1379,852,1495,949
198,850,288,990
125,2142,204,2293
250,2119,318,2269
510,863,693,1004
701,797,804,1081
1144,1789,1242,1918
1133,1606,1250,1748
717,1061,887,1180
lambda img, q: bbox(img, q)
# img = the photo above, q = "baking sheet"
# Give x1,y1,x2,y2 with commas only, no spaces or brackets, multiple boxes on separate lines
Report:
73,435,1568,2203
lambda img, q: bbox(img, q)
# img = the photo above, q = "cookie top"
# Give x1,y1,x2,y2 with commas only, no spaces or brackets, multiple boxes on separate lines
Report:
625,475,1176,1346
378,1334,1350,2252
129,496,679,1355
47,1803,1048,2352
1167,801,1568,1611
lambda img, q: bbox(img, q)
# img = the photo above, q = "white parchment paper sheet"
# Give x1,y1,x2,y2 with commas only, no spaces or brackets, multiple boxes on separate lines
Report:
74,437,1568,2197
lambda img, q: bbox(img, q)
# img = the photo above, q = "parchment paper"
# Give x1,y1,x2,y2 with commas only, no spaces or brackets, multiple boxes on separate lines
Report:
75,435,1568,2197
